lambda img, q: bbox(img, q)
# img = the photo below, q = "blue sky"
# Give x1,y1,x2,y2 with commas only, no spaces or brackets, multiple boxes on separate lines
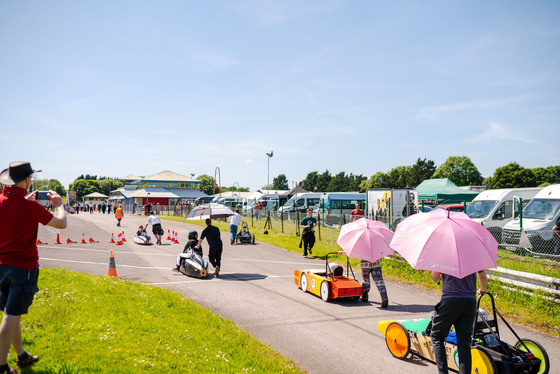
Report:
1,1,558,191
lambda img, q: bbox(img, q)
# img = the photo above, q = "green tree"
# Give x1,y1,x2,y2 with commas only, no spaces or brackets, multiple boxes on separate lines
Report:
487,163,536,188
327,172,347,192
432,156,483,186
302,171,319,192
385,166,413,188
47,179,66,196
30,179,66,196
197,174,215,195
532,166,560,186
360,171,389,190
272,174,289,190
69,179,102,201
316,170,332,192
409,158,436,186
99,179,124,195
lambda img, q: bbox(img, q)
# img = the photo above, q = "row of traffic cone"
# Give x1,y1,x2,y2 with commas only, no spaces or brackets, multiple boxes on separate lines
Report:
167,230,179,244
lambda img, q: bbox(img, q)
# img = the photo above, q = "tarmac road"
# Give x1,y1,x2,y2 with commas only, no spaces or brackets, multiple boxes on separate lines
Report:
37,213,559,373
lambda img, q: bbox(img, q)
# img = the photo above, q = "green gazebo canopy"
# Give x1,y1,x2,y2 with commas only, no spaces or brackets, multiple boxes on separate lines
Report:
416,178,479,204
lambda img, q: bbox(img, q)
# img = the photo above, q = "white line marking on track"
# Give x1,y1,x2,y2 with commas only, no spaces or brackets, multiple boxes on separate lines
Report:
39,257,171,270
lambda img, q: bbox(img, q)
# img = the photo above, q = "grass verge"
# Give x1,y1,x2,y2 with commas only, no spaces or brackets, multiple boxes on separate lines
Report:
13,269,303,374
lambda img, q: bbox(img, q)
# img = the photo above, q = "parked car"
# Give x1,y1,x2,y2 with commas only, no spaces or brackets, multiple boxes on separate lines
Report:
435,203,469,212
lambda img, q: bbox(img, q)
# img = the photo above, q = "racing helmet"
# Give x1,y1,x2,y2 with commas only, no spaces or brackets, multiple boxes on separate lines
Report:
188,231,198,241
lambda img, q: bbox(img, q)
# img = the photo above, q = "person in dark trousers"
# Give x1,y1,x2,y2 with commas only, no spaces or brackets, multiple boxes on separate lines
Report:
300,208,317,256
0,161,68,374
430,270,488,374
196,219,223,277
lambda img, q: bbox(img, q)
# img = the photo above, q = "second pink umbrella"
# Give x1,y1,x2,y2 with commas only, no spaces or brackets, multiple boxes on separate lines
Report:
336,218,394,263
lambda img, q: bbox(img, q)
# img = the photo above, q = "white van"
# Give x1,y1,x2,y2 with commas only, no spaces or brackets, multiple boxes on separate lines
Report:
278,193,322,214
502,184,560,252
466,188,542,242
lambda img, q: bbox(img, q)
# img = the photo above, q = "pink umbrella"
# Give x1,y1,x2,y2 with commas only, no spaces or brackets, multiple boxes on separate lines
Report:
337,218,394,263
390,209,498,278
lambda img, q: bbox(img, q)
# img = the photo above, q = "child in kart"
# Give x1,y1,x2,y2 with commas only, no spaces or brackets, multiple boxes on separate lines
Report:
135,225,151,244
177,231,202,270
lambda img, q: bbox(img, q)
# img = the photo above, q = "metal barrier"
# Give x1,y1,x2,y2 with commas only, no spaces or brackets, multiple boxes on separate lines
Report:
387,254,560,303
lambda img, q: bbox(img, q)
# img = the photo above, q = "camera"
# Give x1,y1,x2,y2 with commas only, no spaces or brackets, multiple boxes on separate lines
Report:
36,191,50,200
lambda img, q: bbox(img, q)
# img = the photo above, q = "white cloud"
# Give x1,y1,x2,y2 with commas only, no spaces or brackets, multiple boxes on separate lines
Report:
416,96,526,120
465,122,537,144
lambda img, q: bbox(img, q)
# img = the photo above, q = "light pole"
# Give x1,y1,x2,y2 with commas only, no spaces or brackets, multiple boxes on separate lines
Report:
266,151,273,194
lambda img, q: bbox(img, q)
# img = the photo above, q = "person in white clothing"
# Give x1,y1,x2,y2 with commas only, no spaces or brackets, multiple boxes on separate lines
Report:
145,211,164,245
229,209,243,245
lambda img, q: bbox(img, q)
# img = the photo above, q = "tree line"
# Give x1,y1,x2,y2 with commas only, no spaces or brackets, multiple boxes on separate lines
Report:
33,156,560,201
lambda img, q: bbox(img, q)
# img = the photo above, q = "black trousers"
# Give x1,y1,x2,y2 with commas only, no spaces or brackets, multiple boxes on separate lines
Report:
302,231,315,255
208,244,223,269
431,297,476,374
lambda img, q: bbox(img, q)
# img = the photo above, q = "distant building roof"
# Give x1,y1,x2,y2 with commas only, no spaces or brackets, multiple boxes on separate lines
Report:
120,187,207,200
121,174,141,182
82,192,108,199
134,170,200,184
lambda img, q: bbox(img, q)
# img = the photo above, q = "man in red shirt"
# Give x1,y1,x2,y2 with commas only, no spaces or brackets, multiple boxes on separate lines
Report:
350,202,364,222
0,161,67,374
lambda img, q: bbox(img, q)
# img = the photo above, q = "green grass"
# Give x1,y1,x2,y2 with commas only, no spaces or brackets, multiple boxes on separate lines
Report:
13,269,303,374
177,215,560,338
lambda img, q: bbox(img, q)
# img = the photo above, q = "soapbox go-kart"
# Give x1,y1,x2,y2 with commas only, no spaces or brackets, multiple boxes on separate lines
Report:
236,222,255,244
378,292,549,374
294,252,362,302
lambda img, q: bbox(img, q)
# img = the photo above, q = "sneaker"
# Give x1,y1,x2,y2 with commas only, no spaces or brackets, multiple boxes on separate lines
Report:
231,239,234,245
17,352,39,369
381,295,389,308
214,266,220,277
361,292,369,302
309,249,312,255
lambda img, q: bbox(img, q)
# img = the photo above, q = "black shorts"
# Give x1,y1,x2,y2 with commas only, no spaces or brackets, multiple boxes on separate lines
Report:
152,223,164,236
0,265,39,316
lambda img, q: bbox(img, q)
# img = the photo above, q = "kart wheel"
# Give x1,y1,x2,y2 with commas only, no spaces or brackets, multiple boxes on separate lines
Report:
252,234,255,244
384,322,410,359
471,347,497,374
515,339,550,374
320,280,329,302
300,273,308,292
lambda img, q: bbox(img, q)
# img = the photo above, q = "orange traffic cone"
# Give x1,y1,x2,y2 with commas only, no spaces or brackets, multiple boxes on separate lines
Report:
107,250,117,277
116,233,122,245
36,239,42,245
173,231,179,244
55,233,62,244
121,231,126,242
81,233,87,244
89,237,99,243
167,230,171,240
67,238,76,244
110,233,115,243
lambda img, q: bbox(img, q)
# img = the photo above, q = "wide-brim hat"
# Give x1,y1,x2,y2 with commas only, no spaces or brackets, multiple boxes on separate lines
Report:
0,161,41,186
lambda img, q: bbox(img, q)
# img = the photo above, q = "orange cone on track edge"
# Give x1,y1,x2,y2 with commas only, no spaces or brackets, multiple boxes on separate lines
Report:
36,239,42,245
167,230,171,240
107,250,117,277
121,231,126,242
55,234,62,244
89,237,99,243
67,238,76,244
110,233,115,243
81,233,87,244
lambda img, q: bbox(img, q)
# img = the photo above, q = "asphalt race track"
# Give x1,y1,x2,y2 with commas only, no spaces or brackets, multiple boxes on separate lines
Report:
37,213,560,373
